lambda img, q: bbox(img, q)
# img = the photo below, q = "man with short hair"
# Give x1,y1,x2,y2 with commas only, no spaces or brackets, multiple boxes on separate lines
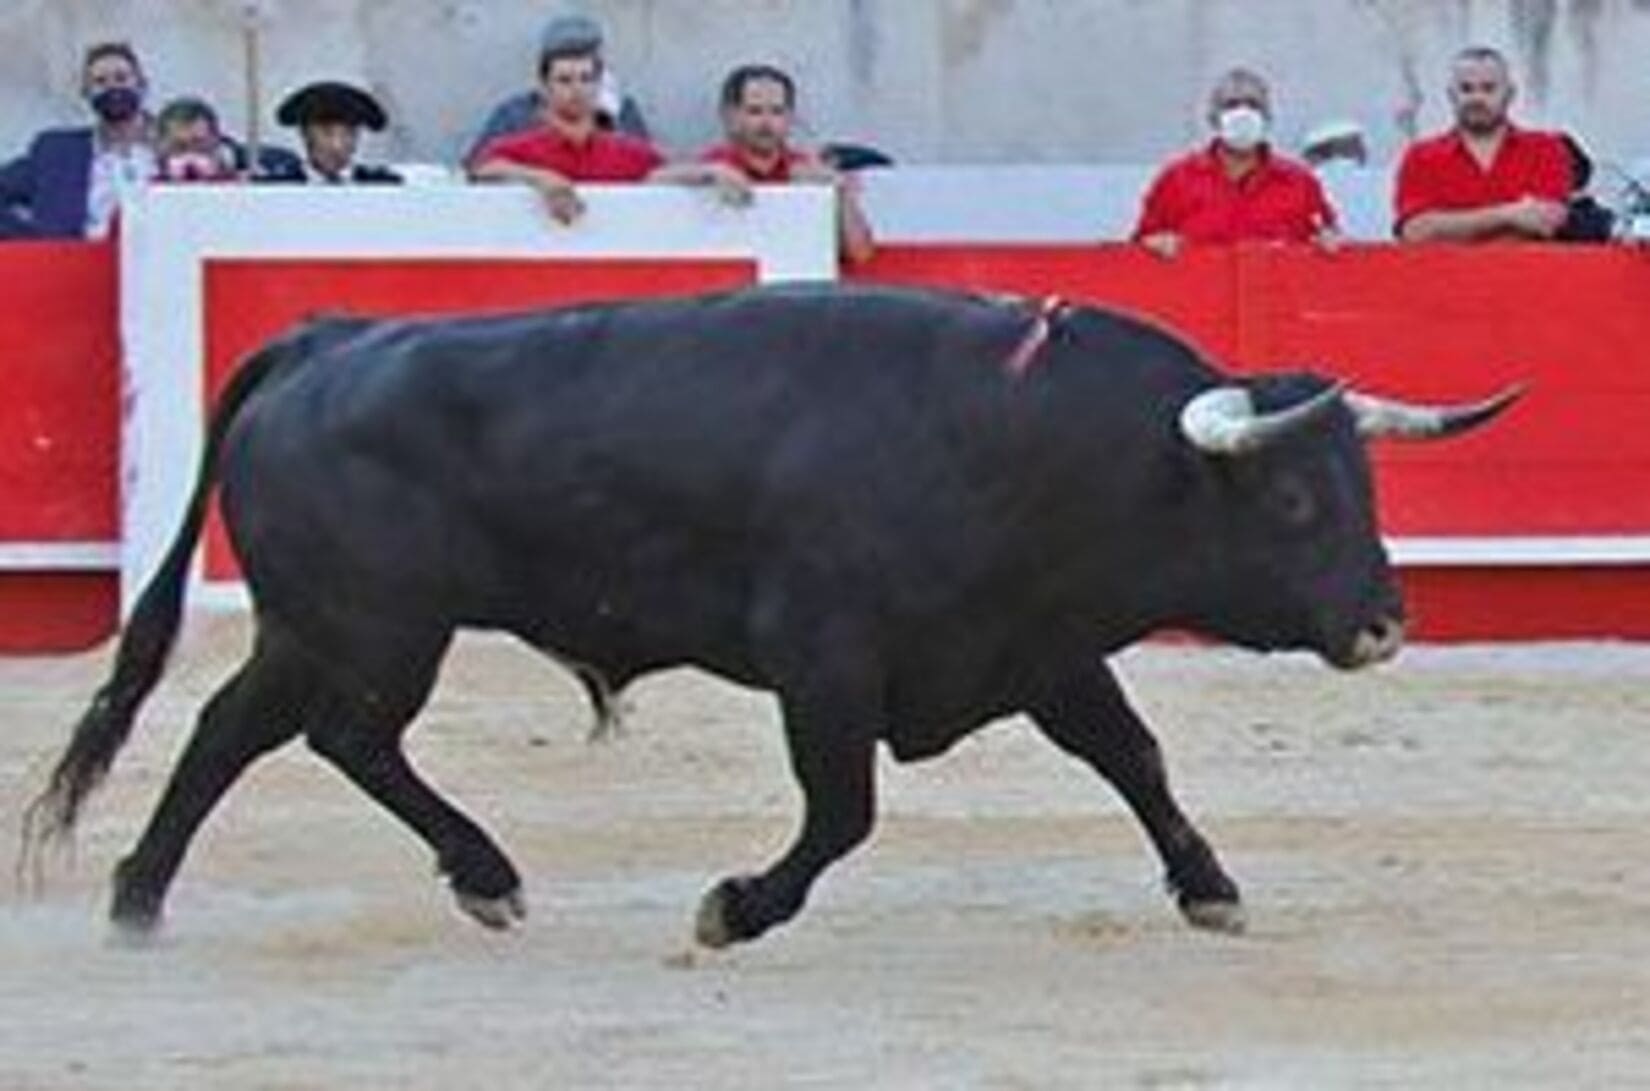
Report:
465,12,650,164
1393,46,1570,243
154,97,239,183
0,41,158,239
468,35,670,224
700,63,875,264
1133,67,1338,259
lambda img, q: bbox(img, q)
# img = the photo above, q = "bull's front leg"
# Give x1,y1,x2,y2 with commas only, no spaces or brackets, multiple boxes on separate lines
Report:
1027,660,1245,934
695,610,881,948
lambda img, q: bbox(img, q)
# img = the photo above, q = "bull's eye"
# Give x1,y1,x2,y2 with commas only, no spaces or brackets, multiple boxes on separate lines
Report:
1268,474,1318,527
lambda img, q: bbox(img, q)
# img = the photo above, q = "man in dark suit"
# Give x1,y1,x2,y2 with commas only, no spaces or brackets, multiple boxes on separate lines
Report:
0,41,158,240
256,81,401,185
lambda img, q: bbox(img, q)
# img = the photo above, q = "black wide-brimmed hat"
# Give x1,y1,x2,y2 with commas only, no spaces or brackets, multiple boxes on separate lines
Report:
276,81,387,131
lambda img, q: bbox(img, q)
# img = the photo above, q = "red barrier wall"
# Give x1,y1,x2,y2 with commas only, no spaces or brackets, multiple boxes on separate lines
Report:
850,243,1650,641
852,243,1650,536
0,242,117,652
1399,566,1650,642
200,257,758,580
0,241,117,541
5,240,1649,649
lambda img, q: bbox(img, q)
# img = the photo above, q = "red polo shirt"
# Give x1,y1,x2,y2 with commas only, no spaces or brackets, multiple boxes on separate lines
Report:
700,142,810,183
475,125,664,182
1133,144,1335,244
1393,125,1571,234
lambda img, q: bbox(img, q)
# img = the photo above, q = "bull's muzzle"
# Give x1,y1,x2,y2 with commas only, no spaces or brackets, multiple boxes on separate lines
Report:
1341,615,1405,670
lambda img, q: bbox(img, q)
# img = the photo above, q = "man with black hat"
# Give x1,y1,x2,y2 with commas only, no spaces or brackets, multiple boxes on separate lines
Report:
259,81,401,185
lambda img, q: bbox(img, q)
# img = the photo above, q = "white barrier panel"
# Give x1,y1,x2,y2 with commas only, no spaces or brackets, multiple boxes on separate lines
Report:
858,163,1398,242
859,166,1151,242
119,184,837,614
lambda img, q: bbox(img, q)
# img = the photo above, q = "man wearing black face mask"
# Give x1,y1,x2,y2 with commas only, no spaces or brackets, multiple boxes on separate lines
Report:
0,41,158,240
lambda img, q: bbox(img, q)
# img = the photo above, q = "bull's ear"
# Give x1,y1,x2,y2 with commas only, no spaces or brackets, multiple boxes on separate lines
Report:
1179,383,1345,456
1344,384,1525,441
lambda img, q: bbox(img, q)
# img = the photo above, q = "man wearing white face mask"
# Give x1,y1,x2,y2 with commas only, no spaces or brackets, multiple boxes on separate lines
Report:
1133,68,1338,259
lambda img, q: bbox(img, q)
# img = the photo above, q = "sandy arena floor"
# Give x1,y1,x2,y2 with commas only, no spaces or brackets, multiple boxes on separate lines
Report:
2,613,1648,1089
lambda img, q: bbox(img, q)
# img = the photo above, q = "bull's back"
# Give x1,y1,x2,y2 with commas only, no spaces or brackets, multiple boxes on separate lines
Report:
219,289,994,645
220,286,1210,674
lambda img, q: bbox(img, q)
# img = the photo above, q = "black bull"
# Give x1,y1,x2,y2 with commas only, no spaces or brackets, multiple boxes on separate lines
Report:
24,284,1517,944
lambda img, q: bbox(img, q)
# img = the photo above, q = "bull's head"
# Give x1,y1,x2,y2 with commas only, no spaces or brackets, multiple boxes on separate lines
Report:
1175,378,1521,669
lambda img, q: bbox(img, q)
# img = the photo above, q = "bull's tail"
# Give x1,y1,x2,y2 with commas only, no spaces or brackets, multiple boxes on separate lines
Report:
20,340,289,866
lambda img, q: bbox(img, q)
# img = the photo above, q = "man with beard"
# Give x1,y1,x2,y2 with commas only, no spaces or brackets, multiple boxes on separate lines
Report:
698,64,875,264
470,35,791,228
1394,46,1570,242
0,41,158,239
1132,67,1338,259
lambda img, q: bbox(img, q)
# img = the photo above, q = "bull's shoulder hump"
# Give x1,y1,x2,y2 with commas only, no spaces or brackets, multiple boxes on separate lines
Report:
258,313,386,363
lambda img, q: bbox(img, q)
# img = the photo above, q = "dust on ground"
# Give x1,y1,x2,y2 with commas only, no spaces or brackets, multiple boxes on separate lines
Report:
2,614,1648,1089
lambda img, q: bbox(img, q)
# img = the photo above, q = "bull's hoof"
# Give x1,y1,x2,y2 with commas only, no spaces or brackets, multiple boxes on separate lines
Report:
694,877,758,949
1179,898,1247,935
107,907,164,947
109,861,165,941
108,896,165,947
456,888,528,930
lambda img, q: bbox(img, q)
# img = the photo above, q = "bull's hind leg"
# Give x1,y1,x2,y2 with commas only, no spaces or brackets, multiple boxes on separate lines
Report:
696,612,880,948
1027,661,1245,934
302,627,526,930
110,625,311,933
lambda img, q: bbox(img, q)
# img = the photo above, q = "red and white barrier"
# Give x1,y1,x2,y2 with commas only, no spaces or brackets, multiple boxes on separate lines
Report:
3,186,1649,649
0,241,118,651
121,185,837,612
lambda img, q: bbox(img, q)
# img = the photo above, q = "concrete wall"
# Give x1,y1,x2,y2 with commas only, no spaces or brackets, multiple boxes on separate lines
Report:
3,0,1649,169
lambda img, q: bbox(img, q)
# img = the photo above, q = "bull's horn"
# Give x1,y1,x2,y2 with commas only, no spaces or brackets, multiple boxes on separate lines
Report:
1343,384,1525,441
1179,383,1346,456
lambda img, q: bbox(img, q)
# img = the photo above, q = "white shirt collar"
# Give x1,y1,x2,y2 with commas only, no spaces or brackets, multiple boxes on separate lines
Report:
303,159,356,184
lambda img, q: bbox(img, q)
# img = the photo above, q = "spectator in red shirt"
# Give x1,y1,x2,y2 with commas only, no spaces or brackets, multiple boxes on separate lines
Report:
1393,46,1571,243
1133,67,1337,259
699,64,876,264
469,35,673,224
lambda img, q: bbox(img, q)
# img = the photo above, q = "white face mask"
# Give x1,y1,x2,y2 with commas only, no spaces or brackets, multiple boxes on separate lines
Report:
1216,105,1268,152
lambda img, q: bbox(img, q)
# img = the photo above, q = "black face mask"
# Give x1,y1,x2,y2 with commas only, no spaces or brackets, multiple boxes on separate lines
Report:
89,86,143,124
